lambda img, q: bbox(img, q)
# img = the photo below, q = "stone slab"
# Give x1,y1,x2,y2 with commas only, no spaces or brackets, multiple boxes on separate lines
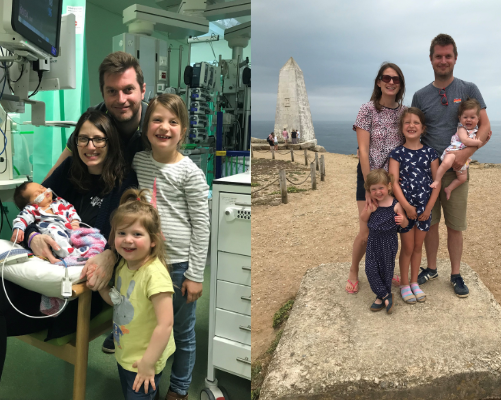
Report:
260,261,501,400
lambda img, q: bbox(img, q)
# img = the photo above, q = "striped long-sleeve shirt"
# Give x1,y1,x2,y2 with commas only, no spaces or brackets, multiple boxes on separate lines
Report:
132,151,210,282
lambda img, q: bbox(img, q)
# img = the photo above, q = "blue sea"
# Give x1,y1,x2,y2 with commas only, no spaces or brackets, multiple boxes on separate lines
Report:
253,120,501,164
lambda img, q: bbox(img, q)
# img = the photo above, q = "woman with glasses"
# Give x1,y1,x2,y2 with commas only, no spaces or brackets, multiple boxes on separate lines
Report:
345,62,406,295
0,110,138,380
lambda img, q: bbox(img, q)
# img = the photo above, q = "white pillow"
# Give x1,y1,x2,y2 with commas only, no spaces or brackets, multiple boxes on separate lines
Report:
0,240,85,298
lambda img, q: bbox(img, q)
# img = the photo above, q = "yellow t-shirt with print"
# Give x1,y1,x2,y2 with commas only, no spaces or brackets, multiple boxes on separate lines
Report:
113,257,176,374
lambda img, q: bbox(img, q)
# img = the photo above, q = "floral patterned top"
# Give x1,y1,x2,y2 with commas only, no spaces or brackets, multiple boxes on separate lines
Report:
353,101,406,171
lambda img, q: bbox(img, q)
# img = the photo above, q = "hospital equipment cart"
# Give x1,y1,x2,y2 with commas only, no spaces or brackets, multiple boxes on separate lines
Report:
201,172,251,400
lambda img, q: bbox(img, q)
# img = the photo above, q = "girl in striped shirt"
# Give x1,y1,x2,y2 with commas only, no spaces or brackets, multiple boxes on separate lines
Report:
132,94,210,399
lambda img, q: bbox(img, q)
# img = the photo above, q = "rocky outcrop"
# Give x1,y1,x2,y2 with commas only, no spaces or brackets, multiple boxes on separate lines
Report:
260,261,501,400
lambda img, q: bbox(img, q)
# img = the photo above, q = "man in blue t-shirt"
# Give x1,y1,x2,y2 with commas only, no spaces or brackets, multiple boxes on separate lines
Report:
411,34,491,298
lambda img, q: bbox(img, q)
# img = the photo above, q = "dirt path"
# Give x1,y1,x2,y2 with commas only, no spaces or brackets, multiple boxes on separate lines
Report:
251,149,501,360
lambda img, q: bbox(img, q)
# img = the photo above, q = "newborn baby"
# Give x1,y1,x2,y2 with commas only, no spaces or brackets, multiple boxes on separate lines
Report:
11,182,82,258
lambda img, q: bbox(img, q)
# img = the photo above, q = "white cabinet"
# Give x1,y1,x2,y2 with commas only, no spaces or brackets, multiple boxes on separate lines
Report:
206,172,251,390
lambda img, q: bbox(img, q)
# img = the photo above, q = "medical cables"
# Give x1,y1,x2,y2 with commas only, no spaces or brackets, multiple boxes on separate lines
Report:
1,227,70,319
0,188,95,318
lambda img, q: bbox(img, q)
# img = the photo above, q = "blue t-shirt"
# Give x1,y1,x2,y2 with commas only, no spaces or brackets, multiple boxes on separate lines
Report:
411,78,486,155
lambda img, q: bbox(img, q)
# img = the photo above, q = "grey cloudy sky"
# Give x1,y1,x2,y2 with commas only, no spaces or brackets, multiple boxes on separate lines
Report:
252,0,501,122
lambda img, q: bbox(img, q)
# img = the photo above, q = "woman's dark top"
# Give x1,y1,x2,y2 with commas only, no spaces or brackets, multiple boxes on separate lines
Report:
21,157,138,340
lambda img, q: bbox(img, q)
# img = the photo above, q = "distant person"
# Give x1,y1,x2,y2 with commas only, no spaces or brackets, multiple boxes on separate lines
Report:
430,99,485,200
345,62,406,295
282,128,289,145
411,34,491,298
291,129,297,144
297,130,301,141
267,132,275,151
273,133,279,150
360,169,408,314
389,108,440,304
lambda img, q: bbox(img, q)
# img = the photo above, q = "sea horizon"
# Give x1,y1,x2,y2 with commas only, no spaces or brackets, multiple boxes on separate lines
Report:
252,120,501,164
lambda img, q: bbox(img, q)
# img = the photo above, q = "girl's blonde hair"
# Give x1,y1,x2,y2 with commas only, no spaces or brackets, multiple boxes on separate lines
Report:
142,94,189,151
399,107,427,137
364,169,394,193
109,188,169,270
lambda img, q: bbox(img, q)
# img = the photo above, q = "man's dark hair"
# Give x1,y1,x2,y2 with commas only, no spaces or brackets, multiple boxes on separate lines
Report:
430,34,458,58
13,182,32,210
99,51,144,95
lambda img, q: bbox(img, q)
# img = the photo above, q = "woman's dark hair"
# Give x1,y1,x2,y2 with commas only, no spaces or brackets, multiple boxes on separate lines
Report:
69,110,126,195
370,62,406,112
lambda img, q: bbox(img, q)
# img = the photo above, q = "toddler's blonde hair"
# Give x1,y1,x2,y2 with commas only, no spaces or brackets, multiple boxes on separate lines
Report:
364,169,394,194
109,188,169,270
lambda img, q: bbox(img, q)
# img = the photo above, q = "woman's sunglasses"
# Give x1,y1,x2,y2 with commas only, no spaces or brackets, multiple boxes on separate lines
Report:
380,75,401,84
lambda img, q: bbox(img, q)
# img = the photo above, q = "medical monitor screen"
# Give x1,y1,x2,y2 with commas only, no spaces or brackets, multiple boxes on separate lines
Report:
12,0,63,57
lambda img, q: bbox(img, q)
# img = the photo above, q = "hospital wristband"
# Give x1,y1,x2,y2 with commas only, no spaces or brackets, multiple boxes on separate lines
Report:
28,232,40,248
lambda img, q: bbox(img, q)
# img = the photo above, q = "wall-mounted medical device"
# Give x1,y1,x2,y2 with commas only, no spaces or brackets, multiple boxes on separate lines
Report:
0,1,75,126
0,0,64,60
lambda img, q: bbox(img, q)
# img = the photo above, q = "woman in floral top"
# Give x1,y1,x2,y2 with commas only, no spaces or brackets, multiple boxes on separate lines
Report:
345,62,407,294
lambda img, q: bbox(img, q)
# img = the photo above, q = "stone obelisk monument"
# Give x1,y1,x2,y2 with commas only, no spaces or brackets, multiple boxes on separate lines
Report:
274,57,315,143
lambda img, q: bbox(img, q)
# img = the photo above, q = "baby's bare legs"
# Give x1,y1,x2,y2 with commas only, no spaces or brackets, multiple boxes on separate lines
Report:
430,153,456,189
444,170,467,200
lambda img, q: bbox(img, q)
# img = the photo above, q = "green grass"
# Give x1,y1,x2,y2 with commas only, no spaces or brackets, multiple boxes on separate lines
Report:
251,361,262,378
287,186,307,193
252,299,296,400
270,191,280,195
272,299,294,328
251,182,260,187
266,329,284,355
251,388,261,400
251,361,263,400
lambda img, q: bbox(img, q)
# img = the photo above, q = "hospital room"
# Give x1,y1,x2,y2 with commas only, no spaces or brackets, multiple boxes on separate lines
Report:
0,0,251,399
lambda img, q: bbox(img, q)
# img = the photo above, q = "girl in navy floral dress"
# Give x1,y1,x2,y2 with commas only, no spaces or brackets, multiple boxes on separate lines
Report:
389,108,440,304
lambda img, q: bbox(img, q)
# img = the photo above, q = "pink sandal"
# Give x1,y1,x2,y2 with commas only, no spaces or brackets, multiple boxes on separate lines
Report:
345,279,359,294
392,275,401,287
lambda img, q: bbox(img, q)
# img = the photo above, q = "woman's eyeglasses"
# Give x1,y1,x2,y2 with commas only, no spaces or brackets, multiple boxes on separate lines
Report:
76,136,108,148
380,75,401,84
439,88,448,106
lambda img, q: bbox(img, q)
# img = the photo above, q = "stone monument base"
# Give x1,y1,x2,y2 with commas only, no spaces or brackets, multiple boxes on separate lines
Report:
260,261,501,400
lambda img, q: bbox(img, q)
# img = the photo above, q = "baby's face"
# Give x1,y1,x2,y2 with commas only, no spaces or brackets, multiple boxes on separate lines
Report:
24,183,51,207
460,109,479,130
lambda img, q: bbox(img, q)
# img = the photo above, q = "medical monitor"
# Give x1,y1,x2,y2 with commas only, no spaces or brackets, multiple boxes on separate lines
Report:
0,0,63,59
28,13,76,91
11,0,63,57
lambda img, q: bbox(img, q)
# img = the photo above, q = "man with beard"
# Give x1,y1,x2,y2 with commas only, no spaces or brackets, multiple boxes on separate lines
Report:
411,34,491,298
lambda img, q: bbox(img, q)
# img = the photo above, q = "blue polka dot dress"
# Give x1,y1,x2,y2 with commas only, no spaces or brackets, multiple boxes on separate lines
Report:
365,198,399,299
389,145,439,232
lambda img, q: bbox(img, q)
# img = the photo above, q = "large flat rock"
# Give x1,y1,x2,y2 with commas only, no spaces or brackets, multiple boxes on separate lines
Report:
260,261,501,400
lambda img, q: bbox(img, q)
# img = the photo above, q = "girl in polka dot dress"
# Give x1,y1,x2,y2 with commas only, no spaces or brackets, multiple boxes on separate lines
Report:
389,108,440,305
360,169,408,314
